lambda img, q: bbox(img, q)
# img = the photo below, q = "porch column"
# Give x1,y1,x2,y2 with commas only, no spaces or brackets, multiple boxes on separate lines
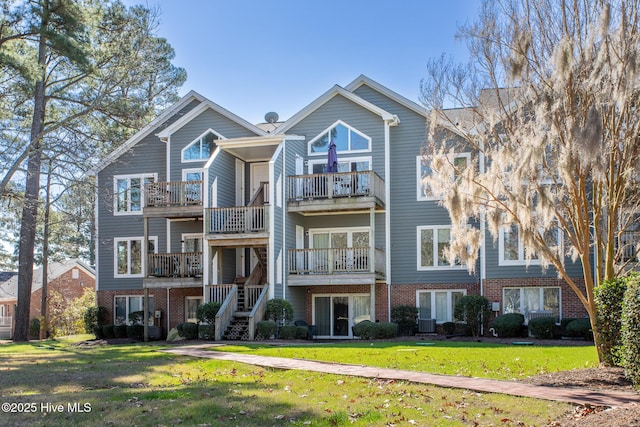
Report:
143,216,149,342
370,207,376,321
143,287,149,342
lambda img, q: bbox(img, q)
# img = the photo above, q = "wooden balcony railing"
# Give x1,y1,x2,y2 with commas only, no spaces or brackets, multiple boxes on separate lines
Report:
206,205,269,234
287,171,385,203
147,252,202,278
288,247,385,275
145,181,203,208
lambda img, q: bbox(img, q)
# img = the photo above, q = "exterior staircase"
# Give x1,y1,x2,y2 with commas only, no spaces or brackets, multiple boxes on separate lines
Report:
222,315,250,340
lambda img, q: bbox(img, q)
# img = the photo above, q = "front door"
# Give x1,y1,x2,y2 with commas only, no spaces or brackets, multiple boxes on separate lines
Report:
250,162,269,201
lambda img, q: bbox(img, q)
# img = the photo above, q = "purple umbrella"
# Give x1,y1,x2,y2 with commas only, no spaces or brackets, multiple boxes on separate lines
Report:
327,139,338,173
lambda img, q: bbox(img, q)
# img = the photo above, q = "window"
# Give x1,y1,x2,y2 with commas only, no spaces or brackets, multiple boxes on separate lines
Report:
417,290,465,323
114,174,156,214
115,296,154,325
417,153,470,201
417,226,463,270
185,296,203,323
309,157,371,174
503,287,560,323
499,224,563,265
114,236,157,277
308,120,370,155
182,130,221,162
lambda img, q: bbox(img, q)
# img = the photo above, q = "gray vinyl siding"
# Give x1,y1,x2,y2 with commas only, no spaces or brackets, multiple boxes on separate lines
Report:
209,150,237,208
169,108,260,182
271,147,285,300
169,221,204,253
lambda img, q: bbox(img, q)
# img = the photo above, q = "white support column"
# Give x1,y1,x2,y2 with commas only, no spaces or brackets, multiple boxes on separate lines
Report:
370,207,376,321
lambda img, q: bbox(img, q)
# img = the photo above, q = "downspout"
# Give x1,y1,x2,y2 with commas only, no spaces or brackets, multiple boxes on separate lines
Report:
479,143,486,300
384,115,399,321
282,140,286,301
166,288,171,332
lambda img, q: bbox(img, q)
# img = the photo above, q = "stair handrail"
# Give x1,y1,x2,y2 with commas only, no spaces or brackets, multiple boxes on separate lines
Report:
247,284,269,340
247,181,269,207
214,284,238,340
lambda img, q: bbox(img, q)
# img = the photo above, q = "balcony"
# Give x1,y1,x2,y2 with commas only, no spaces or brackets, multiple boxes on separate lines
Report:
143,252,202,288
287,171,385,214
144,181,203,218
287,247,385,286
205,205,269,246
617,231,640,264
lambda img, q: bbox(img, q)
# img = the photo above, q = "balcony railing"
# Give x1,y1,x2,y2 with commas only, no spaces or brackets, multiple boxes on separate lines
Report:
287,171,385,203
206,205,269,234
147,252,202,278
145,181,203,208
288,247,385,275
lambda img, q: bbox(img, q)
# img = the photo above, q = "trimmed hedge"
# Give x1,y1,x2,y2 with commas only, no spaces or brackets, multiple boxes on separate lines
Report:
176,322,198,340
256,321,276,340
454,295,490,337
113,324,128,338
264,299,294,324
595,276,630,366
565,318,593,341
391,305,418,336
127,325,144,340
84,306,107,334
528,317,556,339
491,313,525,338
278,325,300,340
93,325,106,339
622,274,640,389
102,324,115,339
353,321,398,339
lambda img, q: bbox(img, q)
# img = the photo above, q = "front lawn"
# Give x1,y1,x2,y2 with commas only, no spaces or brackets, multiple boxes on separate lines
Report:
0,336,582,426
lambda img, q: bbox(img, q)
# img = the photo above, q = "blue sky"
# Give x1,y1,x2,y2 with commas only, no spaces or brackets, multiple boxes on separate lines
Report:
131,0,482,124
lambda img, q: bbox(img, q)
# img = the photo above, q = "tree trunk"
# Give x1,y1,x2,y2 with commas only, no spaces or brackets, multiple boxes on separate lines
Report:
39,162,52,340
13,12,48,342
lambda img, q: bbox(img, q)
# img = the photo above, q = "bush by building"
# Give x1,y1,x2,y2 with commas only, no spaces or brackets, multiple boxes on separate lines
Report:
491,313,525,337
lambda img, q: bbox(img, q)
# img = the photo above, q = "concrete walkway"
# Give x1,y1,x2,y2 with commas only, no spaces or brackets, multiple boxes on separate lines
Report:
163,344,640,408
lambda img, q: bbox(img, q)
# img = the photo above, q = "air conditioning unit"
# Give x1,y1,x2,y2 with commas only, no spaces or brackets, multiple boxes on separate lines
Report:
418,318,436,333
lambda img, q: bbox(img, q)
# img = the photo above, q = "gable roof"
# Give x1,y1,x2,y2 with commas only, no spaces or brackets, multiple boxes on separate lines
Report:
89,91,208,175
156,97,267,140
345,74,428,119
274,85,399,135
0,259,95,301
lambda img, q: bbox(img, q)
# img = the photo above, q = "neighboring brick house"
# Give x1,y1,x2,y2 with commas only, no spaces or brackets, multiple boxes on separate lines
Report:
91,75,592,341
0,260,95,339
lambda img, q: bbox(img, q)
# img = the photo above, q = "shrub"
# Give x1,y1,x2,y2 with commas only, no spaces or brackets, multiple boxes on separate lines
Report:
83,306,107,334
176,322,198,340
595,275,631,366
279,325,299,339
442,322,456,335
391,305,418,336
113,324,128,338
29,318,41,339
264,299,294,325
295,326,309,339
126,325,144,340
491,313,525,338
256,321,276,340
198,324,215,340
565,318,593,341
454,295,491,337
93,325,106,339
622,274,640,389
102,324,115,339
528,317,556,339
353,321,398,339
196,302,221,325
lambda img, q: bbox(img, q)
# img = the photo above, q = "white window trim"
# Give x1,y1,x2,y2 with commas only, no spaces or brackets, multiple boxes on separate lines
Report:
308,120,371,156
417,152,471,201
312,293,371,338
114,236,158,278
498,225,563,266
185,296,203,323
416,289,467,324
113,173,157,216
181,128,224,163
114,295,154,325
181,233,203,253
182,168,204,181
307,156,372,174
309,226,370,248
416,225,466,270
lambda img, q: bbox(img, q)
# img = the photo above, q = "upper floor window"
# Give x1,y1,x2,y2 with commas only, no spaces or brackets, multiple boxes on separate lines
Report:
182,130,221,162
114,174,156,215
499,224,562,266
417,152,470,201
417,225,464,270
309,120,370,155
114,236,157,278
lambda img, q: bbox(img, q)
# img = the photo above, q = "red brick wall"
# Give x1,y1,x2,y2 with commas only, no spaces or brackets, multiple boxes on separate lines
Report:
390,282,481,308
97,287,202,332
30,267,95,320
483,276,588,320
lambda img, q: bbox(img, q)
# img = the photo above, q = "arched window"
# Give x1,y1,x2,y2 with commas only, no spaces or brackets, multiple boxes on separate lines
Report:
182,130,222,162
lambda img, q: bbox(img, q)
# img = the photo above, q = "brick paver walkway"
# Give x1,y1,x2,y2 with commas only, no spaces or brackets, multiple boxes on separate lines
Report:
163,344,640,408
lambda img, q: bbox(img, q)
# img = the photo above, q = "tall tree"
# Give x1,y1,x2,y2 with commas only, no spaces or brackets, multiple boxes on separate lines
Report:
0,0,186,341
420,0,640,363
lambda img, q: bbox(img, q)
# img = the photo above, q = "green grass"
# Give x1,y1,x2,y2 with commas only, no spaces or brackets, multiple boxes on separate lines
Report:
213,340,598,380
0,337,588,426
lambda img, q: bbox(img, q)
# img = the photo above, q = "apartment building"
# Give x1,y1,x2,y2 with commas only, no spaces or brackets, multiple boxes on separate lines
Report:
91,75,589,340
